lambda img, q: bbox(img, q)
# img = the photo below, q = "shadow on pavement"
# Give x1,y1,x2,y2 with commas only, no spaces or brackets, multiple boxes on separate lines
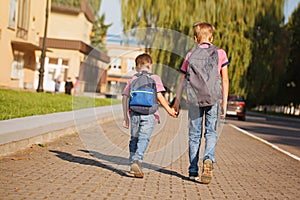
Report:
49,149,189,181
49,150,130,177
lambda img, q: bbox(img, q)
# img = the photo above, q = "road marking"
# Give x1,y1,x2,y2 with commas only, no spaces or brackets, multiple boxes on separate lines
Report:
229,124,300,162
246,116,266,121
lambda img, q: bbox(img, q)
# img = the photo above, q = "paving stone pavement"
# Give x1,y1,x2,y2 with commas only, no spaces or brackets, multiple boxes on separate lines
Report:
0,110,299,200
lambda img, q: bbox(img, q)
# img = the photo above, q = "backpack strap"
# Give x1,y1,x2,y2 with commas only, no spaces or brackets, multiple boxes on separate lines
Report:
197,43,218,51
134,71,153,78
199,42,212,46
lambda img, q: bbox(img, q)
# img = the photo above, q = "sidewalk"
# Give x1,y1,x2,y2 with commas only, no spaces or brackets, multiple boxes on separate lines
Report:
0,105,122,156
0,109,299,199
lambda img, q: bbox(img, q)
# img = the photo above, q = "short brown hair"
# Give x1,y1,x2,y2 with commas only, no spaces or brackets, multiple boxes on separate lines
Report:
193,22,214,43
135,53,152,69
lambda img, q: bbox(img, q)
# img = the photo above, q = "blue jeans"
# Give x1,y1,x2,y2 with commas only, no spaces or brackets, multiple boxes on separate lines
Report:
188,103,219,174
129,112,155,163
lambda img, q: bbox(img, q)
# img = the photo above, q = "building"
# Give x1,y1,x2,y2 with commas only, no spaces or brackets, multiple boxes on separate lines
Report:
104,34,145,97
0,0,109,93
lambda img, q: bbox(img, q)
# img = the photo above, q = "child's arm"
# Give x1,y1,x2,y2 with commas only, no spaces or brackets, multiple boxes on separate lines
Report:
157,92,177,117
122,95,130,128
221,65,229,118
173,73,185,114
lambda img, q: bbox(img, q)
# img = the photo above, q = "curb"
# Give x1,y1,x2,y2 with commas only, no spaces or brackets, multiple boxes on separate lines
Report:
0,104,122,156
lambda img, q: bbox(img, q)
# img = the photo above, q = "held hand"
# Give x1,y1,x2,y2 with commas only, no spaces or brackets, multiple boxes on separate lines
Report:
173,99,179,111
172,99,180,116
220,110,225,119
123,119,129,129
220,103,227,119
169,107,178,118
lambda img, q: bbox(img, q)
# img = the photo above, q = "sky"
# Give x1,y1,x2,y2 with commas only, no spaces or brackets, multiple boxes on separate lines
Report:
284,0,300,23
99,0,300,35
99,0,123,35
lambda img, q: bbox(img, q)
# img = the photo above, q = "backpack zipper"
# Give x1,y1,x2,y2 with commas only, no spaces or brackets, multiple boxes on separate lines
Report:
130,90,154,97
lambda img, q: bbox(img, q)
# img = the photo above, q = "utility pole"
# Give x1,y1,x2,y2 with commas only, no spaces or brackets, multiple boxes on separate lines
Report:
37,0,49,92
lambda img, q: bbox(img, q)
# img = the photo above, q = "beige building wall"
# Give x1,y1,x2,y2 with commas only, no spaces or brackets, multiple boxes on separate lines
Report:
37,3,109,93
107,43,144,76
38,6,93,92
105,42,145,95
0,0,46,89
0,0,109,93
0,1,12,86
48,12,92,44
27,1,46,43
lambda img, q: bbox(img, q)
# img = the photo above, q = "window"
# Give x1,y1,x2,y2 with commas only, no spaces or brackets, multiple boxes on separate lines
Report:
110,57,121,72
16,0,30,39
127,59,135,72
8,0,17,29
11,51,24,79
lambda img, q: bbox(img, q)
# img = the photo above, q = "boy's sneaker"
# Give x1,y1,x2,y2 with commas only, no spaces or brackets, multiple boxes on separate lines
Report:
131,160,144,178
189,172,199,181
129,167,135,175
189,176,200,181
201,159,213,184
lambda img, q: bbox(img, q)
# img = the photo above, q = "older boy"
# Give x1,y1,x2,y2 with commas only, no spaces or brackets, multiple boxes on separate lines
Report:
173,22,229,184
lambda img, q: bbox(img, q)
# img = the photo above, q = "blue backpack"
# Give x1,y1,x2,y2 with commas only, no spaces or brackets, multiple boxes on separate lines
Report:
129,71,158,114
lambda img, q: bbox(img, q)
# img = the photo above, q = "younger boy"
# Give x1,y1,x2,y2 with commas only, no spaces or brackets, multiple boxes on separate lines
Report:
122,53,177,178
173,22,229,184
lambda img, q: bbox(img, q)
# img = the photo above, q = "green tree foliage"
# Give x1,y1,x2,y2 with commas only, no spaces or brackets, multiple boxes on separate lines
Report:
51,0,101,15
246,1,286,105
51,0,81,7
121,0,286,105
88,0,102,16
286,4,300,104
277,4,300,105
90,14,112,50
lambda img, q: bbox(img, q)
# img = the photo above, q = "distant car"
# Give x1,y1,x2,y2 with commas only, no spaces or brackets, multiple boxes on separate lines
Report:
226,95,246,121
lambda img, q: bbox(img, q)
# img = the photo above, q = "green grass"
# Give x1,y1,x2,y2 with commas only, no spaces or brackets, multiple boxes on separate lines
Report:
0,89,121,121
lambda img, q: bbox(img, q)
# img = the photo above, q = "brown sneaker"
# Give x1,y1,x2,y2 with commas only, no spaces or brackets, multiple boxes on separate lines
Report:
129,167,135,175
201,159,213,184
131,160,144,178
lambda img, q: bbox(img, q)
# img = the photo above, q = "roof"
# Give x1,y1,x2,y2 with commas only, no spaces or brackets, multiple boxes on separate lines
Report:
40,38,110,63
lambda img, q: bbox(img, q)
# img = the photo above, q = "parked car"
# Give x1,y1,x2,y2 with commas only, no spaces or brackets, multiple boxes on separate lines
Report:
226,95,246,121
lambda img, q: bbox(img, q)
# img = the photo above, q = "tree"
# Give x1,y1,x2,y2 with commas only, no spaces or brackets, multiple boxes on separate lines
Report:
277,3,300,105
286,3,300,104
246,1,285,105
51,0,101,15
88,0,102,16
121,0,285,105
90,14,112,51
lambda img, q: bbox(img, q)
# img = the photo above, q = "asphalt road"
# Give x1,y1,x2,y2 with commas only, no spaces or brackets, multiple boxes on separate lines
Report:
226,112,300,159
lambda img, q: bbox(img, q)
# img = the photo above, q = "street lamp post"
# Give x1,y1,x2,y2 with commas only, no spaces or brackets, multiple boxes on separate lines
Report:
36,0,49,92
